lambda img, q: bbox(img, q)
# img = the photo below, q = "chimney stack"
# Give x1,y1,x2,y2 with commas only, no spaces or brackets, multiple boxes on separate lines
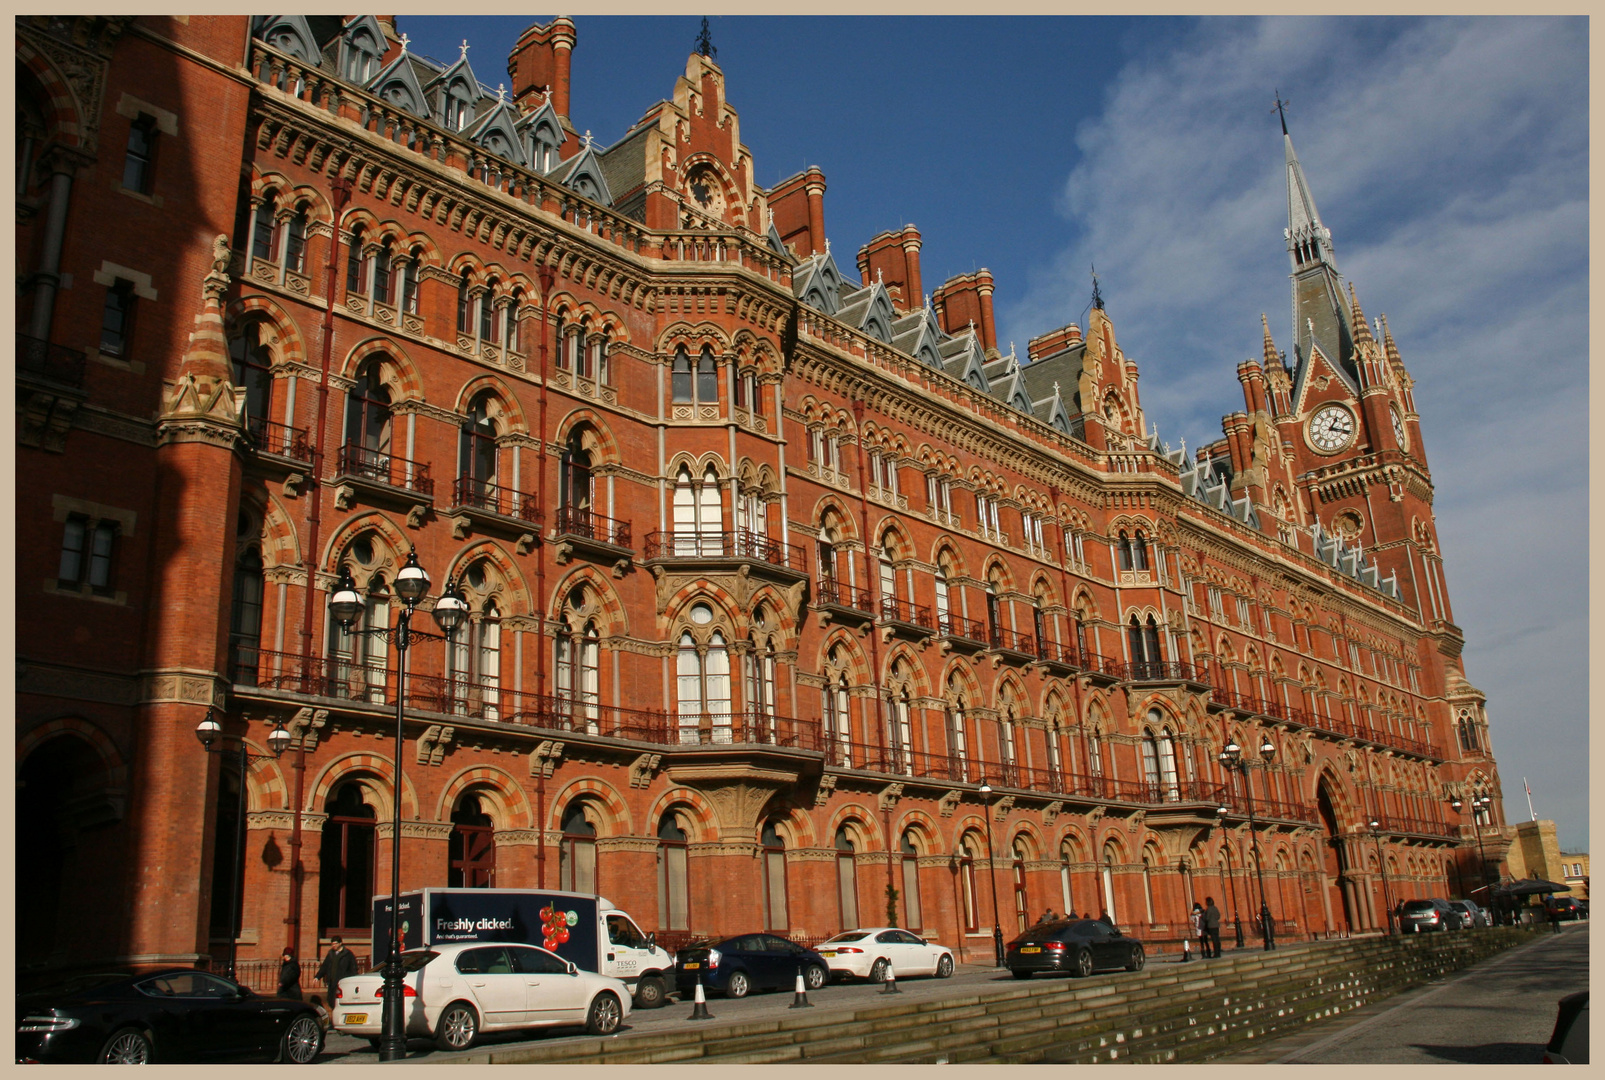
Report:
507,16,577,117
932,270,998,355
856,225,923,312
768,166,827,257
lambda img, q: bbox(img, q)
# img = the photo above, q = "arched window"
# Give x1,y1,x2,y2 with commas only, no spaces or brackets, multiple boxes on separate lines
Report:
480,280,499,343
746,610,778,731
675,611,730,743
505,289,523,352
344,362,392,458
554,587,600,732
656,811,690,931
318,782,376,936
671,464,723,551
1101,847,1118,922
958,833,980,933
1142,850,1156,924
1012,837,1030,931
475,599,501,721
559,430,593,514
228,322,274,432
900,830,923,930
671,346,692,403
559,802,597,893
824,656,852,766
1000,707,1017,766
835,826,859,930
1457,710,1481,753
229,545,264,682
878,532,899,610
1117,530,1133,572
696,346,718,403
947,693,968,779
456,272,473,335
399,248,420,314
1133,530,1150,572
252,190,279,262
345,224,367,294
329,563,389,704
1045,722,1064,783
1059,840,1077,917
934,557,952,631
761,820,788,931
459,394,498,491
448,793,495,888
1158,726,1179,800
372,238,393,304
816,526,836,581
986,576,1002,644
284,205,309,273
1141,731,1161,792
891,687,914,774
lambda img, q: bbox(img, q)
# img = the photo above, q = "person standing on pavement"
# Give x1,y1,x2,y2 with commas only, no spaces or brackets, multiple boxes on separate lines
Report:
277,947,303,1000
1190,902,1206,956
316,936,359,1005
1203,898,1223,958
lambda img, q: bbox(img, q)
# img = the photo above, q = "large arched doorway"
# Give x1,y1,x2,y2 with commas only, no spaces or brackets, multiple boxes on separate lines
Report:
16,734,117,968
1316,782,1355,934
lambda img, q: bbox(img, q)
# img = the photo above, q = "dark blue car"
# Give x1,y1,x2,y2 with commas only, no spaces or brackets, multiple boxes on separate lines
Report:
672,934,829,999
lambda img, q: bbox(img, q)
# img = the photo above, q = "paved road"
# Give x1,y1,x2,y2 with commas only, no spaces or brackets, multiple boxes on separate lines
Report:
319,959,1031,1063
1222,922,1589,1064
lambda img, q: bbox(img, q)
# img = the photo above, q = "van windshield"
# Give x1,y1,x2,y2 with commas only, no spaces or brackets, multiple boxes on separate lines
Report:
607,914,646,947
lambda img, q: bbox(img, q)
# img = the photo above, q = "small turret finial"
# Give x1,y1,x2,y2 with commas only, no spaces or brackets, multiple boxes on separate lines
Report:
582,129,595,150
496,83,506,103
1090,264,1104,311
1272,90,1291,136
459,38,470,62
695,16,717,59
398,32,409,54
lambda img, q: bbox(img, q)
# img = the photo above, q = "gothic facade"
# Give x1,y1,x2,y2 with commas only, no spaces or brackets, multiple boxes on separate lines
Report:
16,15,1508,977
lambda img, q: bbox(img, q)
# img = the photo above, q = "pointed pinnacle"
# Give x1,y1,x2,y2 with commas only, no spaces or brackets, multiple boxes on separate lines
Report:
1379,314,1402,364
1348,283,1374,343
1260,313,1278,365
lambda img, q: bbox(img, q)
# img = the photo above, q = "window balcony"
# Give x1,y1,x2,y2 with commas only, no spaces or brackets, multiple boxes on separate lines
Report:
643,528,807,582
937,612,988,653
334,443,434,522
878,596,934,640
1219,793,1320,826
17,332,88,453
552,505,633,572
1120,659,1206,687
667,710,822,751
1035,638,1079,675
987,625,1038,665
815,577,874,626
1370,813,1460,841
1078,651,1124,684
17,332,88,389
446,476,540,544
244,416,312,466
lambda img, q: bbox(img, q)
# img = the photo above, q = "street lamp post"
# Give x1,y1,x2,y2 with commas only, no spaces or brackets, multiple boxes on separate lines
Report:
977,780,1005,967
1216,805,1246,949
1368,820,1395,935
329,550,466,1062
1450,793,1495,917
195,710,291,979
1219,738,1277,951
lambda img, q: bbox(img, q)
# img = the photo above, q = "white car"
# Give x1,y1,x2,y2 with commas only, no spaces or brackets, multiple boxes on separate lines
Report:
334,942,631,1052
817,928,955,983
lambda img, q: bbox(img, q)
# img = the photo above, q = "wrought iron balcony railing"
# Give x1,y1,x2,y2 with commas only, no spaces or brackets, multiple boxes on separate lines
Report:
337,443,434,497
451,476,540,523
553,505,631,548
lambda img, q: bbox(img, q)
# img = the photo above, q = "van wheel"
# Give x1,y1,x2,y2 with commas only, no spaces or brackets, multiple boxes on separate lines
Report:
434,1002,478,1052
634,975,666,1009
586,992,622,1035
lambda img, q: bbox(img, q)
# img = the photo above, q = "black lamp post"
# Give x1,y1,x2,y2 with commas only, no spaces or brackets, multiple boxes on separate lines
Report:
1368,819,1395,935
1219,737,1277,950
1450,793,1495,898
195,710,291,979
977,780,1005,967
329,550,466,1061
1216,805,1245,948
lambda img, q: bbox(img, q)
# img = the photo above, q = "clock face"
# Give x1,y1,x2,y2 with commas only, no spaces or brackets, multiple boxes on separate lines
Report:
1391,409,1407,449
1308,404,1356,453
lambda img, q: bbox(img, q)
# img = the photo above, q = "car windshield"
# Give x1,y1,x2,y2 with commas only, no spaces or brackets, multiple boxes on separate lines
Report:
825,932,872,943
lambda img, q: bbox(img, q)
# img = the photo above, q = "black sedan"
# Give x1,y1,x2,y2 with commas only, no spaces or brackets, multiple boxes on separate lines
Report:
673,934,830,999
1005,918,1145,979
17,968,324,1064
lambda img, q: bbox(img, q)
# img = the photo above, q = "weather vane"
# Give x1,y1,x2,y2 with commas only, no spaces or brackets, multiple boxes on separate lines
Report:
1271,90,1291,135
1090,264,1104,311
695,17,716,59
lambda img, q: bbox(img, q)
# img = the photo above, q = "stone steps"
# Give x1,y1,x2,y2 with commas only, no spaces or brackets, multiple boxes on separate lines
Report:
476,929,1531,1065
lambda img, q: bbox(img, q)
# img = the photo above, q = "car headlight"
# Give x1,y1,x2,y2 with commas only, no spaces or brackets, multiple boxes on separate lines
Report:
19,1016,80,1033
707,949,721,969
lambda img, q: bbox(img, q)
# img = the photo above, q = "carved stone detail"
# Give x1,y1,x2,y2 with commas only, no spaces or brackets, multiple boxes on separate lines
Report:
937,789,962,817
417,724,454,766
529,739,564,777
628,753,662,788
813,773,837,807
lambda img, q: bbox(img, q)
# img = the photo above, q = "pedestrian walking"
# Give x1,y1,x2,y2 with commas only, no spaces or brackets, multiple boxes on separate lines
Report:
1098,910,1114,927
1037,908,1057,924
1202,897,1223,958
276,947,303,1000
1190,902,1206,957
315,936,359,1005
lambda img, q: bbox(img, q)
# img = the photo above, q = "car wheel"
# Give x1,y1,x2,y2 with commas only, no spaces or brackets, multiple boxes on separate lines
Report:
869,958,890,984
803,964,828,991
725,970,751,999
1011,969,1032,979
586,992,623,1036
935,954,955,979
434,1001,479,1052
1126,945,1145,973
1073,949,1094,978
100,1028,154,1064
280,1014,324,1064
634,976,666,1010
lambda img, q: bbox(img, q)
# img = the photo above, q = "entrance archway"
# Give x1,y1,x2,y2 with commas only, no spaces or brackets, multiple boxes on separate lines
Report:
1316,782,1354,934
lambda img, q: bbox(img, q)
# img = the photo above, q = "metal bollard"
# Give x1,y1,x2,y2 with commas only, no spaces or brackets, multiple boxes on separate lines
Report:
789,966,813,1008
688,977,712,1020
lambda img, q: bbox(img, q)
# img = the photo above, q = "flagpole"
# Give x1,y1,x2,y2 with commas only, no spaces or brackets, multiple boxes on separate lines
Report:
1523,777,1536,822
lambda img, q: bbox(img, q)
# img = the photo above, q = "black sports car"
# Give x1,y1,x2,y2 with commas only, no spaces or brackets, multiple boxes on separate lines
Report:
1004,918,1145,979
16,968,324,1064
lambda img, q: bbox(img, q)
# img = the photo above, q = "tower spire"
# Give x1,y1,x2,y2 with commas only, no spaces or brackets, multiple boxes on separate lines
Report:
1282,111,1354,385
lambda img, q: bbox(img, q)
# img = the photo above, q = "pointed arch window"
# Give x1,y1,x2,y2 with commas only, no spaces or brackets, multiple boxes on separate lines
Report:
656,812,690,931
284,206,308,273
934,558,952,630
252,191,279,262
345,363,392,460
946,694,968,779
560,430,593,512
676,620,730,743
460,394,498,492
228,321,274,431
1059,840,1077,917
345,225,367,294
559,802,597,893
824,662,852,766
761,820,788,931
1012,838,1030,931
900,831,923,930
891,687,914,774
671,346,692,403
372,239,393,305
696,347,719,404
330,568,388,704
835,827,860,930
318,782,376,936
959,834,980,933
456,272,473,335
505,289,522,352
449,793,496,888
480,281,500,343
229,546,265,683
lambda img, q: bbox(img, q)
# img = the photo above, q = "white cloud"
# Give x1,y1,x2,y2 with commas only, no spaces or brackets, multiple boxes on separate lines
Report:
1004,16,1588,847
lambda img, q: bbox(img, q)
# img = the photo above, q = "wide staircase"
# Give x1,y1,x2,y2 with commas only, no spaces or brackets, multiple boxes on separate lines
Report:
474,928,1533,1064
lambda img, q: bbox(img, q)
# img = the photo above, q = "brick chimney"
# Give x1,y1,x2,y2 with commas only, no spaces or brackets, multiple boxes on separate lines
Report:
507,16,576,117
932,270,998,355
856,224,923,312
768,166,827,258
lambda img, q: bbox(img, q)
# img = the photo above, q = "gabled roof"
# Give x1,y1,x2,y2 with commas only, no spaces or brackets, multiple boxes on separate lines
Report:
792,250,846,316
254,16,339,65
597,123,652,206
551,141,614,206
367,50,431,117
464,96,526,167
889,307,944,368
1018,342,1085,409
835,281,897,343
938,331,990,391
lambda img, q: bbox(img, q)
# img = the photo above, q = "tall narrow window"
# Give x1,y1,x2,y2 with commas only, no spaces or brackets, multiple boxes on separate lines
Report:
947,697,968,777
559,802,597,893
761,820,788,931
959,835,979,933
656,812,689,931
696,347,718,403
346,226,366,294
900,831,923,930
825,666,852,766
344,364,392,456
372,240,393,304
318,783,376,936
100,281,136,357
228,322,274,431
449,794,496,888
460,395,497,492
229,548,264,682
835,827,859,930
285,208,308,273
122,114,157,194
1012,839,1030,931
251,196,278,261
671,347,692,402
560,431,593,512
480,284,498,343
456,272,472,335
892,689,913,772
697,466,722,535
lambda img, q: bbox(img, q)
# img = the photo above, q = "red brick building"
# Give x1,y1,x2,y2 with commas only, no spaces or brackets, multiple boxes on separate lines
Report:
16,15,1511,980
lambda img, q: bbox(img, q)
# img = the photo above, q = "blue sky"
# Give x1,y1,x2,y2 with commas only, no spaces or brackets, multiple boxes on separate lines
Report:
405,16,1589,850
